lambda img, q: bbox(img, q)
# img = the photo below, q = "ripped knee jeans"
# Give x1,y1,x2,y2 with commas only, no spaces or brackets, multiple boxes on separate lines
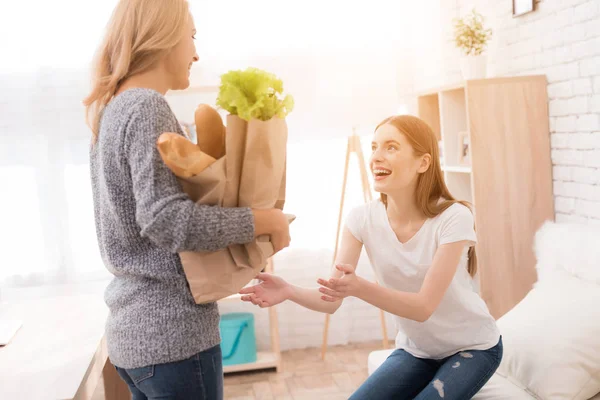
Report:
349,336,503,400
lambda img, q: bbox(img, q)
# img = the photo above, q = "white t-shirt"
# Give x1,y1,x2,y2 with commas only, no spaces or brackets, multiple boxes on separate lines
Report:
345,199,500,359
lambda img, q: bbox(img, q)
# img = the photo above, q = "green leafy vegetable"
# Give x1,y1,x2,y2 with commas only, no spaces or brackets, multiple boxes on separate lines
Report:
216,67,294,121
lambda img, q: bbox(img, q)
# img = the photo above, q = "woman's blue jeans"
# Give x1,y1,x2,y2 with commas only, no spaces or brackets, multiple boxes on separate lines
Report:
114,344,223,400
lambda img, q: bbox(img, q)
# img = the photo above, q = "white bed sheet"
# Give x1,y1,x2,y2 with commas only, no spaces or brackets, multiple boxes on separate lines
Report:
474,374,600,399
472,373,535,399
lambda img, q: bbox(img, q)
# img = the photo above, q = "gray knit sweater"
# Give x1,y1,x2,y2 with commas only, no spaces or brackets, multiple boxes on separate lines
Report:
90,88,254,369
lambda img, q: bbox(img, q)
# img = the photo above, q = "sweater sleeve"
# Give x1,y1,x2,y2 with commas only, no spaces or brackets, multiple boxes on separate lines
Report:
123,94,255,253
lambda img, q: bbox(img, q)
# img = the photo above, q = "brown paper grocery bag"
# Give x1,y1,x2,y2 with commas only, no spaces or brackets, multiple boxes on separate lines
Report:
173,115,290,304
228,116,288,270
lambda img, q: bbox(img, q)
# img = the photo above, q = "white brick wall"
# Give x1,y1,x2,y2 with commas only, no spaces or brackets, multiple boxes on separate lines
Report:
414,0,600,224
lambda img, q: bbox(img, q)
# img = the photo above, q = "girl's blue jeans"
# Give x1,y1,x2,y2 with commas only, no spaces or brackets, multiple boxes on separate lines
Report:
350,336,503,400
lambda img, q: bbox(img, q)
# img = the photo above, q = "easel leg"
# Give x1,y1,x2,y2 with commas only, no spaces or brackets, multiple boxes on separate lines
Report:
266,258,282,372
321,138,352,360
321,315,331,361
354,140,390,349
353,136,372,204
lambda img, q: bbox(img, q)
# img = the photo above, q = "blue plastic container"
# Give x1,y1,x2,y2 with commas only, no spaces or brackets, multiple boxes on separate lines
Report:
219,312,257,366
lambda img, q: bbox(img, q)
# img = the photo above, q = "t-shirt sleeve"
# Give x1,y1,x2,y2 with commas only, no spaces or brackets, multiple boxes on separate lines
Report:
344,205,366,243
438,204,477,246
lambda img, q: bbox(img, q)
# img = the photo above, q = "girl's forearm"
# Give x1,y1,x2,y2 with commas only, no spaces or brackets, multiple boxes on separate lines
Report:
288,285,341,314
357,279,430,322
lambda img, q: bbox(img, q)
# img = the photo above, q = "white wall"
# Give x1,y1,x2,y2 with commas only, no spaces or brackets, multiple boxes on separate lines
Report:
411,0,600,223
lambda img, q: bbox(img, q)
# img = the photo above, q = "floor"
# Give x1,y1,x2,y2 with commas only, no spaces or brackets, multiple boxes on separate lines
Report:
93,341,382,400
223,341,381,400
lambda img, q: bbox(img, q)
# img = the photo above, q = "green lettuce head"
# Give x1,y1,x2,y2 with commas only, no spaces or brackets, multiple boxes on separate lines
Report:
216,67,294,122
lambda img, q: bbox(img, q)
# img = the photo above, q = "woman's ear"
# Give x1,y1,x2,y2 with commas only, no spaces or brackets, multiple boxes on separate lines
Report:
418,153,432,174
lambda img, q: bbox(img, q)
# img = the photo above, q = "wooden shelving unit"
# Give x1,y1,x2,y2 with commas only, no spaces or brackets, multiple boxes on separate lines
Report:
218,258,281,374
419,85,475,204
417,76,555,319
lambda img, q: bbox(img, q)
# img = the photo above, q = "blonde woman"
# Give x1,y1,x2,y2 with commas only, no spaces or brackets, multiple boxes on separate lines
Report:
241,115,502,399
84,0,290,398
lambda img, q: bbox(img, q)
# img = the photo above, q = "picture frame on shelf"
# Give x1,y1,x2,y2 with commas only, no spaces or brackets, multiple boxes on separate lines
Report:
457,131,470,166
513,0,534,17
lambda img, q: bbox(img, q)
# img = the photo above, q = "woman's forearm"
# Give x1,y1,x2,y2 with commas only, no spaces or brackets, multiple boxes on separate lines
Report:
288,285,341,314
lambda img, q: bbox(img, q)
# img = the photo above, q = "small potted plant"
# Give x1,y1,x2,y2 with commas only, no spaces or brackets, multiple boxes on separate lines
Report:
453,9,493,80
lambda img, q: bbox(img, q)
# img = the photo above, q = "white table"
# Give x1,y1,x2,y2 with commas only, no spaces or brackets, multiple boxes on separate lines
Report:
0,281,130,400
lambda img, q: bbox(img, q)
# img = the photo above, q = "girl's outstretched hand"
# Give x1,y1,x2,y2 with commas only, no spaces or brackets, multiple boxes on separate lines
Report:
239,273,291,308
317,264,364,302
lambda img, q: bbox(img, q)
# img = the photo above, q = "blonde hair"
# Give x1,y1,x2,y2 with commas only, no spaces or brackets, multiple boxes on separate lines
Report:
83,0,191,141
377,115,478,277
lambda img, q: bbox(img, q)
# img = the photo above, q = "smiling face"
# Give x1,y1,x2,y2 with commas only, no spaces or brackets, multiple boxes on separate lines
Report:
369,123,430,196
163,15,199,90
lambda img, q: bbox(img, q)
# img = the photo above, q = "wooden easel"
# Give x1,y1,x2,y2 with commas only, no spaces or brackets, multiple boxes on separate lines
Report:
320,132,389,360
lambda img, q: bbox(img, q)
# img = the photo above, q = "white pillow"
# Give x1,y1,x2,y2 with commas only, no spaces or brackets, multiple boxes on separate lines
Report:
496,221,600,399
534,221,600,283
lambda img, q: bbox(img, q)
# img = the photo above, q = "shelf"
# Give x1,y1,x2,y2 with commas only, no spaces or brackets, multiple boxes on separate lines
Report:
218,259,281,374
416,82,465,97
442,165,472,173
439,89,468,167
445,170,473,203
417,75,555,318
418,93,441,141
223,351,279,374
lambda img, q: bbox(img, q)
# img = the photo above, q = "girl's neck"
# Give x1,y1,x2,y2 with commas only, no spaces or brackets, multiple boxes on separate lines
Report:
385,191,425,226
